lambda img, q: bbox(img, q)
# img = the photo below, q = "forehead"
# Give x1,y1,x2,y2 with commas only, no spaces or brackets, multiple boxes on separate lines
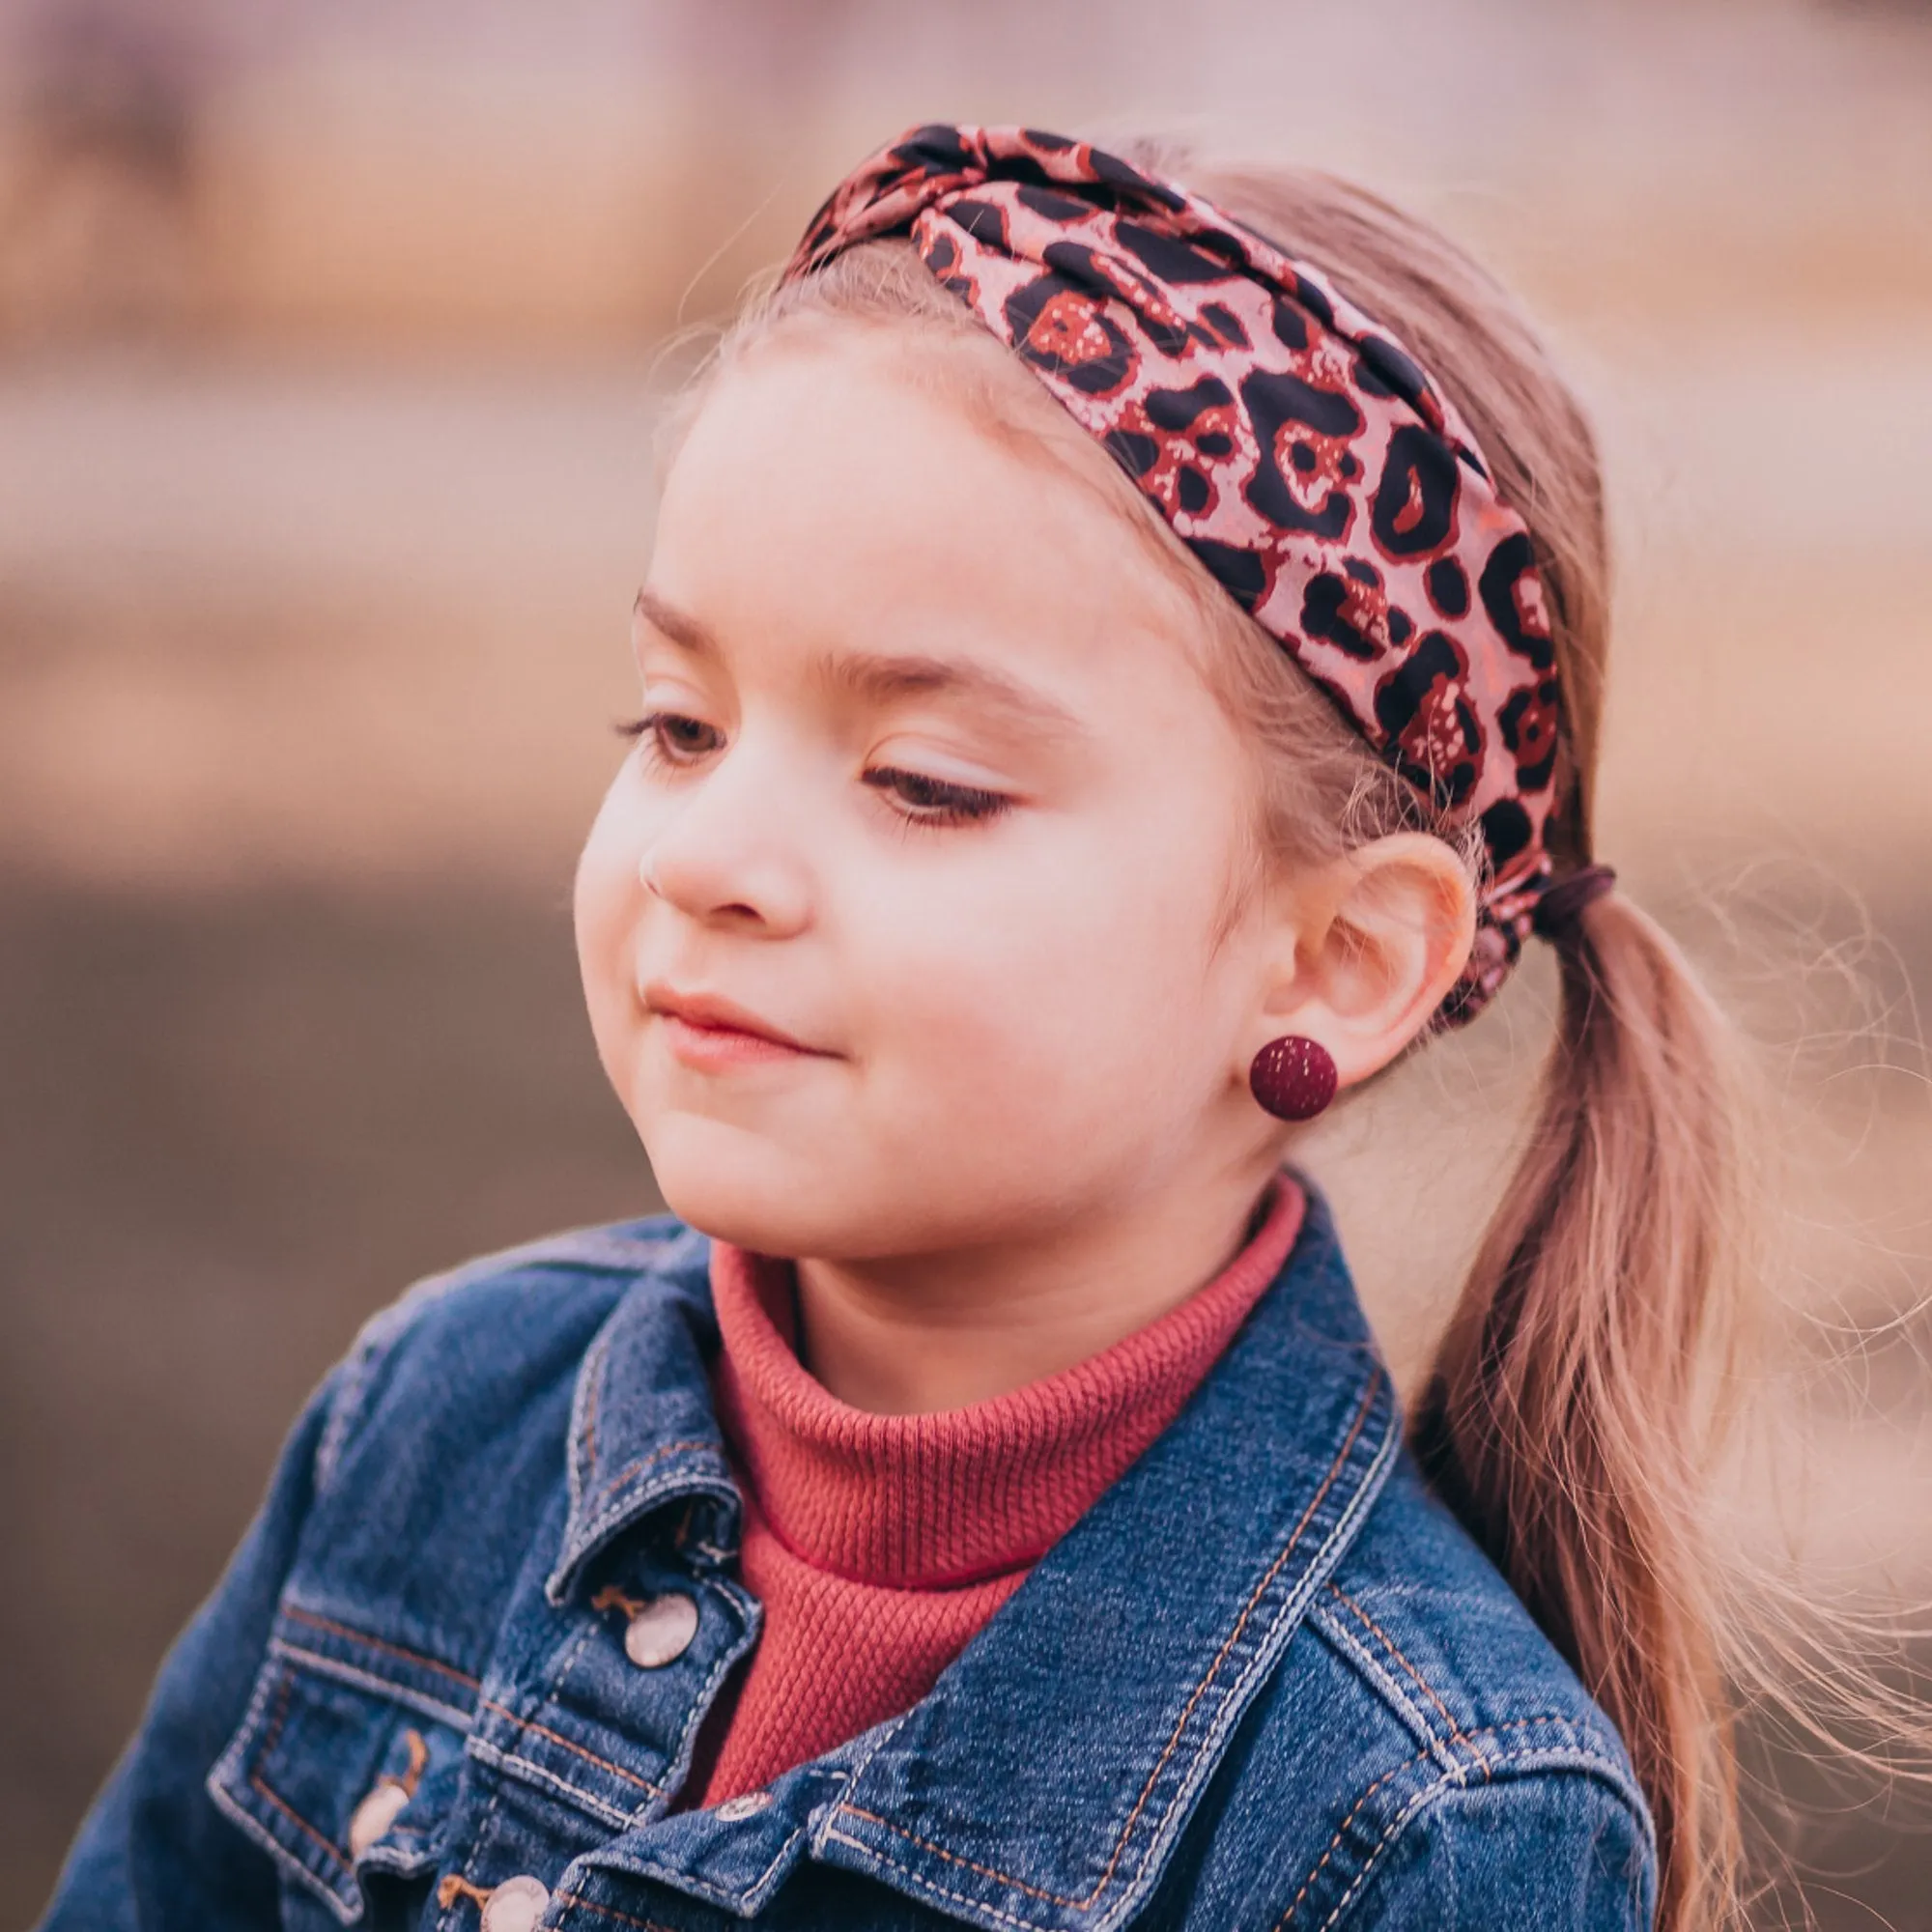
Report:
649,329,1208,708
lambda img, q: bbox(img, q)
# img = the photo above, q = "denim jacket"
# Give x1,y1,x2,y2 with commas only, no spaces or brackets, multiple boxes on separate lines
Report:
42,1191,1655,1931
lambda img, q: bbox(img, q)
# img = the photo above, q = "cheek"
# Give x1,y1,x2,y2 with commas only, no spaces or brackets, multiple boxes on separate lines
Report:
848,805,1243,1131
574,774,646,1059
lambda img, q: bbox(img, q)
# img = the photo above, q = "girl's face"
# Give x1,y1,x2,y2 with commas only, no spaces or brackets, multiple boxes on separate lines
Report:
576,327,1289,1264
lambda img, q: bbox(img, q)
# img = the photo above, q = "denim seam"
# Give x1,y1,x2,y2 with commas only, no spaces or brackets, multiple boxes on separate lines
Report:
1303,1605,1459,1774
1090,1365,1388,1899
550,1431,732,1602
584,1442,722,1529
268,1642,476,1735
1269,1717,1634,1930
655,1576,762,1805
248,1665,353,1866
1312,1763,1454,1932
1313,1748,1646,1932
830,1366,1389,1922
248,1768,349,1873
447,1616,638,1927
207,1654,361,1924
462,1601,667,1854
553,1894,680,1932
548,1464,740,1606
818,1832,1056,1932
452,1615,603,1932
214,1662,368,1923
813,1708,914,1822
593,1821,810,1917
1321,1583,1466,1746
443,1795,506,1928
743,1820,814,1906
470,1692,665,1796
281,1605,483,1691
462,1737,640,1834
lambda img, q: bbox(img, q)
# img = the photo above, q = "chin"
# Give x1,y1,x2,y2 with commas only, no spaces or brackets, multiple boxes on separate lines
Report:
643,1121,845,1260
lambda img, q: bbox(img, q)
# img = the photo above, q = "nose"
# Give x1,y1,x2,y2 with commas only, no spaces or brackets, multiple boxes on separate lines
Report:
639,742,813,937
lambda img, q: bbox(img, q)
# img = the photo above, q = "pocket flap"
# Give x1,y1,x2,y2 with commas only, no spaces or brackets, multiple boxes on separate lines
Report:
208,1604,474,1923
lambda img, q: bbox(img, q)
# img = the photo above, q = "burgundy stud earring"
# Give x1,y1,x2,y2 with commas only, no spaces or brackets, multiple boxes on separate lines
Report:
1248,1035,1338,1122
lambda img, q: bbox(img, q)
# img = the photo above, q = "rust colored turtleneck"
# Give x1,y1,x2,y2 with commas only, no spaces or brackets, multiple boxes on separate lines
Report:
685,1178,1306,1807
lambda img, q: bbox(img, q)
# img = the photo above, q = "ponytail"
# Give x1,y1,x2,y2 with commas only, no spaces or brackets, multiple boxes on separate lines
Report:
1413,891,1761,1925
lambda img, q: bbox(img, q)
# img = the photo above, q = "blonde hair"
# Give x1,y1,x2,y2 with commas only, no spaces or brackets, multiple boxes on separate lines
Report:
679,148,1905,1929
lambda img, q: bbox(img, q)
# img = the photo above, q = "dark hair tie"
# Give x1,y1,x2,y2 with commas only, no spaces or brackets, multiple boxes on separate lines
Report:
1529,864,1617,945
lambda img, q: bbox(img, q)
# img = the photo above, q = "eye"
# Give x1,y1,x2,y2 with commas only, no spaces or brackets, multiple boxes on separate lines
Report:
615,712,724,765
863,765,1012,827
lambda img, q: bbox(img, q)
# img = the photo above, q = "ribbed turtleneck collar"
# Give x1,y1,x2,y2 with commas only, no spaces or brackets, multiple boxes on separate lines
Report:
707,1179,1306,1591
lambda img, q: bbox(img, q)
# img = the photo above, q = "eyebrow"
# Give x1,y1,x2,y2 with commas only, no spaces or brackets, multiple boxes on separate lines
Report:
634,587,716,656
632,587,1086,742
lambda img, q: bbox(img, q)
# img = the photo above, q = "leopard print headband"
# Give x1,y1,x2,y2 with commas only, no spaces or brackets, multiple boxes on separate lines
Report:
787,123,1581,1024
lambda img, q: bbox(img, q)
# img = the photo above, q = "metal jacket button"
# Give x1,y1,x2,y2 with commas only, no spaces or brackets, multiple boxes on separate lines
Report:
479,1875,550,1932
622,1591,698,1668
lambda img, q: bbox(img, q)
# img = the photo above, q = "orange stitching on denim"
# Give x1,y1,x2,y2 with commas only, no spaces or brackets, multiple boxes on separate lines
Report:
250,1773,352,1865
257,1662,298,1759
820,1831,1051,1932
1088,1367,1383,1897
279,1605,482,1690
1272,1742,1432,1928
553,1892,679,1932
474,1694,664,1794
246,1665,352,1865
584,1438,716,1519
837,1369,1386,1913
271,1642,475,1726
1270,1715,1604,1929
837,1805,1077,1905
1323,1582,1463,1744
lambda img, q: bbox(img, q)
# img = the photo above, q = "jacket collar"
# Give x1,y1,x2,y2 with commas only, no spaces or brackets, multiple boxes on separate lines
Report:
545,1223,738,1605
549,1189,1399,1932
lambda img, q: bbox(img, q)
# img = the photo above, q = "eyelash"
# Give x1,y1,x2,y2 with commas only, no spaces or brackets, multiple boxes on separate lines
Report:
614,714,1013,829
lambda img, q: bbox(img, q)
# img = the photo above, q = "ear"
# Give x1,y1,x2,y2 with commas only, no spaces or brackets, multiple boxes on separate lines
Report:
1247,833,1477,1093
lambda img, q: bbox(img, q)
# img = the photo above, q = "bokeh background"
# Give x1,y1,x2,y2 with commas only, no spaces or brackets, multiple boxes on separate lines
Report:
3,0,1930,1922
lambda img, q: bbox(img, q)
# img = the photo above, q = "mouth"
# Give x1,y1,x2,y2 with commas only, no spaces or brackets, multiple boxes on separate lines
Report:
642,982,826,1070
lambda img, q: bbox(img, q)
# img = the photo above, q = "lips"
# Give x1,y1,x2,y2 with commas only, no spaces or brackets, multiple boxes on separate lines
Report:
641,982,822,1058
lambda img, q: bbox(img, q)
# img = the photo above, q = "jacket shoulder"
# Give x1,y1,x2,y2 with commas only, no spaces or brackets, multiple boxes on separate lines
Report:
312,1213,710,1495
1222,1449,1657,1930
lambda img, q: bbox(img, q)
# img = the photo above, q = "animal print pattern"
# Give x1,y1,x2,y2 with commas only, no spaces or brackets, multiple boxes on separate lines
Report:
789,125,1577,1024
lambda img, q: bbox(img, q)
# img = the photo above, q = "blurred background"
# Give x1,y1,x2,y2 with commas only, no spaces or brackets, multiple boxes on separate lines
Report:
2,0,1929,1921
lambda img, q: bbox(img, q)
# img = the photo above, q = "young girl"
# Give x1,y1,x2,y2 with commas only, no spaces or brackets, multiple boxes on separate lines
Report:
42,124,1770,1932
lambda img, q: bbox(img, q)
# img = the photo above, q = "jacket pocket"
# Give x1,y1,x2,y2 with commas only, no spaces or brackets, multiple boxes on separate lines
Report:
207,1601,475,1926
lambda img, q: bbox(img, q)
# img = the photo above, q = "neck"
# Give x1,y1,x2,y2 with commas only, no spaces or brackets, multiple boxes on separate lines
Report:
791,1159,1284,1414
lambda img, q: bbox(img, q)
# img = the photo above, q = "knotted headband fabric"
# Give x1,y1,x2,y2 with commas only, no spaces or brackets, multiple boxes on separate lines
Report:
786,124,1572,1025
